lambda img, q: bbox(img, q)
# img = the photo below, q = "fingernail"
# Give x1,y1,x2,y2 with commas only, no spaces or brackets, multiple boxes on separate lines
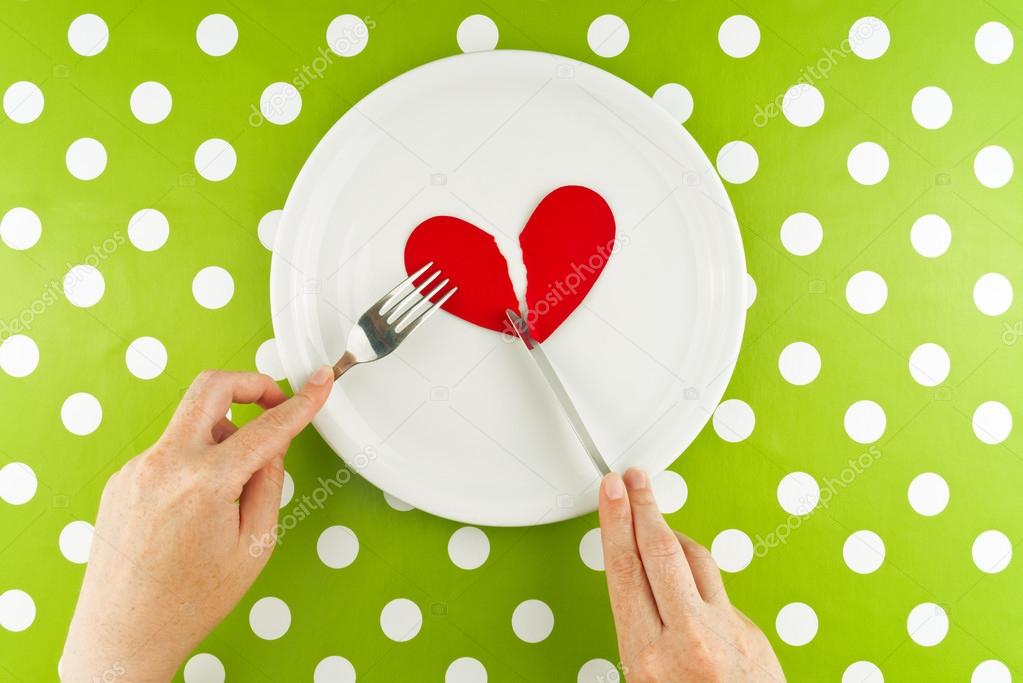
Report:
603,472,625,500
309,365,332,386
623,467,648,490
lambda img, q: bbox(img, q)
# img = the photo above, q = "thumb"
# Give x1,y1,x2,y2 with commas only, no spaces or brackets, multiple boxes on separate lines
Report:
225,365,333,481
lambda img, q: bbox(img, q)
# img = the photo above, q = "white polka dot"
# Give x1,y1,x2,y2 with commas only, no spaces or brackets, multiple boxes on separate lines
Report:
976,22,1014,64
327,15,370,57
446,657,487,683
258,210,281,250
973,530,1012,573
125,337,167,380
778,341,821,386
192,266,234,309
849,17,889,59
974,273,1013,315
183,653,225,683
718,15,760,58
652,83,693,124
911,86,952,130
1,207,41,250
255,338,284,381
380,598,422,642
578,659,618,683
843,531,885,574
652,470,687,513
317,525,359,569
249,596,290,640
457,15,498,52
196,14,237,57
713,399,754,442
128,209,169,252
775,602,818,646
129,81,172,125
0,462,37,505
384,491,414,511
512,599,554,643
843,661,883,683
259,82,301,125
907,602,948,646
63,264,105,308
711,529,754,573
279,470,294,508
846,271,887,314
974,146,1013,188
847,142,889,185
3,82,44,124
0,590,35,632
910,214,951,257
973,401,1012,445
448,526,490,570
973,660,1012,683
313,656,356,683
61,392,102,436
777,472,820,515
68,14,108,56
908,343,950,387
908,472,949,516
59,520,94,564
0,335,39,377
716,141,758,184
716,396,757,439
194,139,236,182
579,528,603,571
782,84,824,127
746,273,757,308
844,400,886,444
780,212,822,256
66,138,107,180
587,15,629,58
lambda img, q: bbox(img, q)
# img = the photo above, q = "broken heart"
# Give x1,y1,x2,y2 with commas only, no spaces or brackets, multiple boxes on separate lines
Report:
403,185,617,342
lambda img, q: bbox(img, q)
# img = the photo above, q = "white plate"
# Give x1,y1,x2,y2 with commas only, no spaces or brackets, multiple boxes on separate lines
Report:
271,50,746,527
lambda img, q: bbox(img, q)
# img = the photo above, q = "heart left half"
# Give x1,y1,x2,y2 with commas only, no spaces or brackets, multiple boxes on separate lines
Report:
403,215,519,335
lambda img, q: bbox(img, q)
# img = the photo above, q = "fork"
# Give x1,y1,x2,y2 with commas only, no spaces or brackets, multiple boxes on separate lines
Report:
332,262,457,380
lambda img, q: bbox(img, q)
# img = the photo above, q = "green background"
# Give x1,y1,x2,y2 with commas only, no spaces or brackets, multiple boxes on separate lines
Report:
1,0,1021,680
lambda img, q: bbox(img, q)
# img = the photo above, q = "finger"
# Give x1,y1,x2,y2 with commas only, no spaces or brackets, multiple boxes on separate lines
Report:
623,467,702,625
223,365,333,480
674,531,730,606
170,371,287,441
211,418,238,444
237,454,286,559
597,472,661,658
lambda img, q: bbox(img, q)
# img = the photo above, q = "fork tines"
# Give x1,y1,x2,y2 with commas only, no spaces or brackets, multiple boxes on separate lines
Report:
377,262,457,335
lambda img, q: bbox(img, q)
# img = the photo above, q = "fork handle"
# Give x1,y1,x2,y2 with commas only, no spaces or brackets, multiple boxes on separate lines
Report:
332,350,358,380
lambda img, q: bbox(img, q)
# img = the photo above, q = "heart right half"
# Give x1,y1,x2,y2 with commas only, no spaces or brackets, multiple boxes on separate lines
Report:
404,185,616,342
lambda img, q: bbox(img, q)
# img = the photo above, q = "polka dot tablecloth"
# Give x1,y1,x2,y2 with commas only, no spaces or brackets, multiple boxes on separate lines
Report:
1,1,1021,681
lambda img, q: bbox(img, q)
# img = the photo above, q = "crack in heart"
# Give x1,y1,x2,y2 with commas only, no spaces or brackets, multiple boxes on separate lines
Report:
404,185,616,342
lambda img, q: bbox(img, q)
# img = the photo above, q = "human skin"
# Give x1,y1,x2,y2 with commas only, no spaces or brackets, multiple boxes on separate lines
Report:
598,468,786,682
61,367,334,682
61,368,782,682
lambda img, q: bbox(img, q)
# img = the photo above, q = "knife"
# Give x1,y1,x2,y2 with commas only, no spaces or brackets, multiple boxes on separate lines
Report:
505,309,612,476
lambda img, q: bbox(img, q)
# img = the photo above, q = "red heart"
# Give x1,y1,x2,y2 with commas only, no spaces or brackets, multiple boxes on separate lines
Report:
403,185,616,342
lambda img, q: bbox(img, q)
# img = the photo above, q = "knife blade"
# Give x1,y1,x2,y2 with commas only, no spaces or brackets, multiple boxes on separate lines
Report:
505,309,612,476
